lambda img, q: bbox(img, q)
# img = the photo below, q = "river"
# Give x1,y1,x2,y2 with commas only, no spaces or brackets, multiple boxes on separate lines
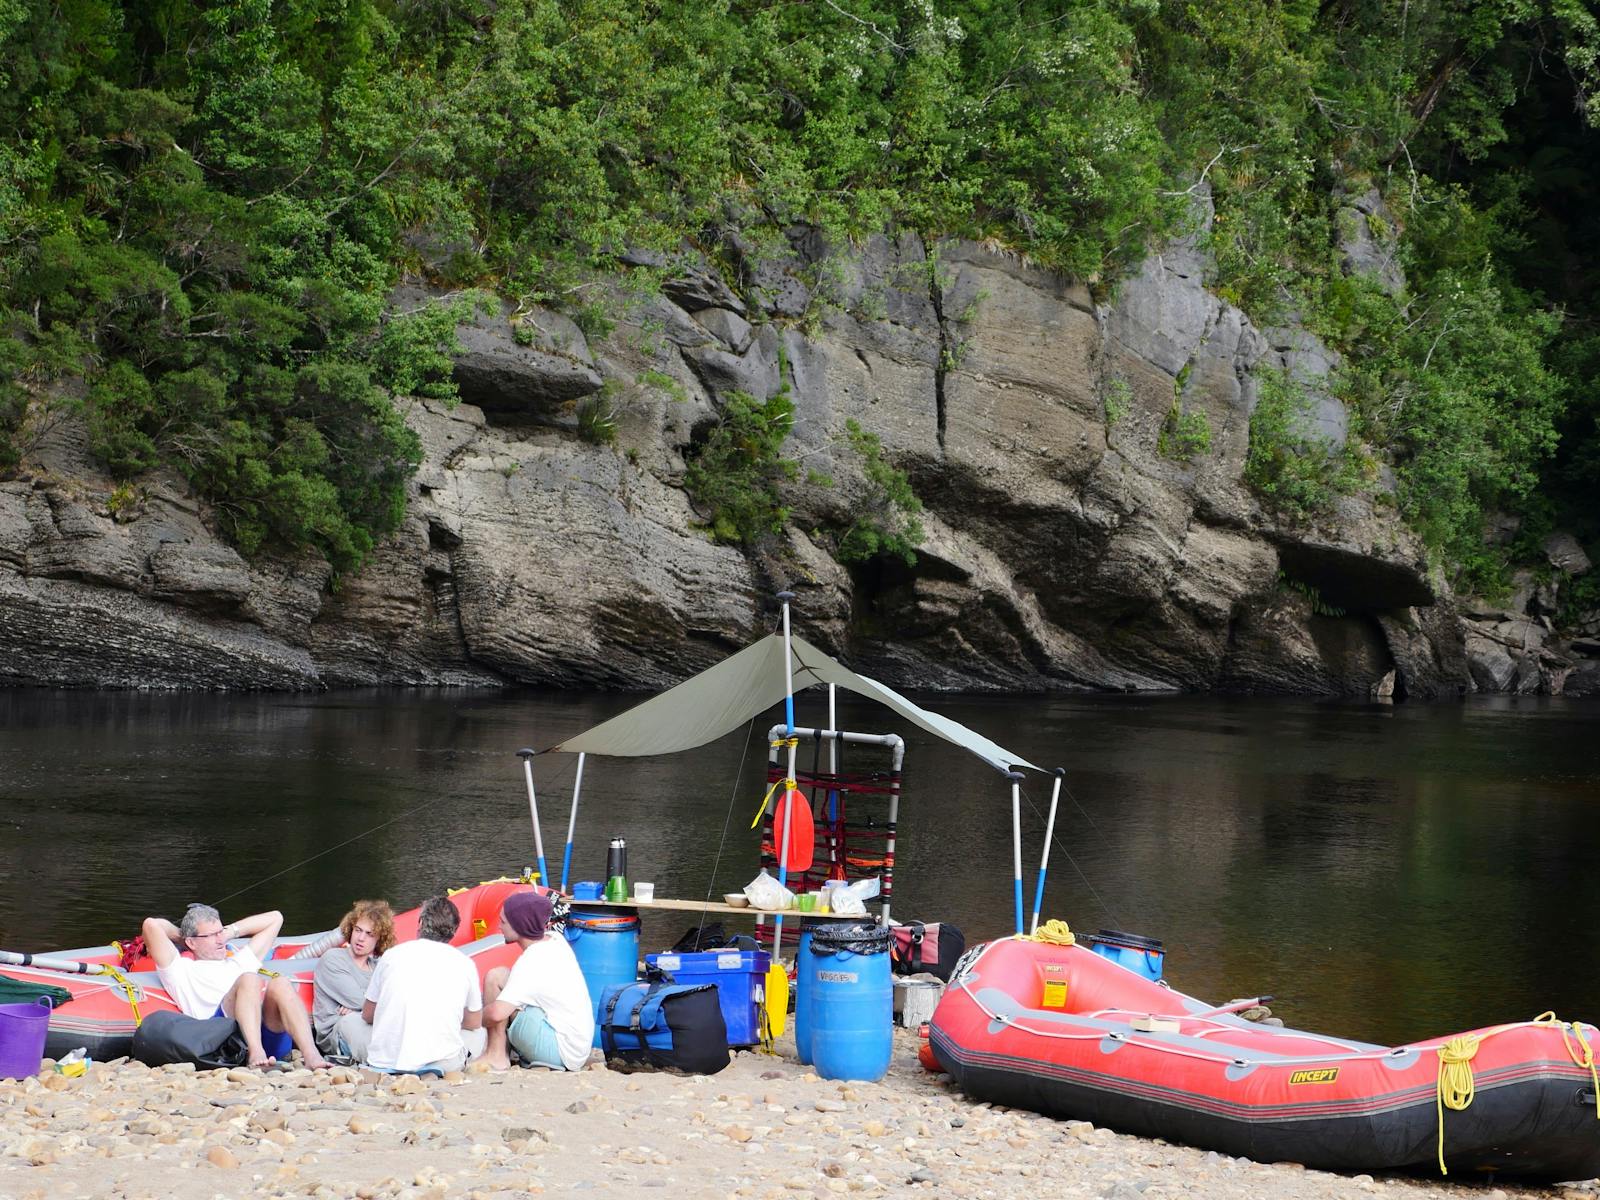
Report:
2,687,1596,1048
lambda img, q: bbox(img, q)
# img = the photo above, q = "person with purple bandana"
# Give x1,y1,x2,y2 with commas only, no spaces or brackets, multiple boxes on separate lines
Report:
482,892,594,1071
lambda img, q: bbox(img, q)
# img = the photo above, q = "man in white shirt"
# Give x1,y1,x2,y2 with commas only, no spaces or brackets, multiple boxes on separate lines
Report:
481,891,594,1071
339,895,486,1074
142,903,328,1069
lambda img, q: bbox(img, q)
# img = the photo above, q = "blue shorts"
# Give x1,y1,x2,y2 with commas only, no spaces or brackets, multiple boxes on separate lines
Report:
215,1001,293,1062
508,1005,566,1069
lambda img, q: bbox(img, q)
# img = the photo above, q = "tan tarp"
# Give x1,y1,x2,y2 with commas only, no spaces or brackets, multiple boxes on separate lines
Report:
543,633,1038,774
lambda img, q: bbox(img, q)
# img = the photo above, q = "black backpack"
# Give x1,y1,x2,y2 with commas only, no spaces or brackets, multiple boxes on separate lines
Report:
597,980,730,1075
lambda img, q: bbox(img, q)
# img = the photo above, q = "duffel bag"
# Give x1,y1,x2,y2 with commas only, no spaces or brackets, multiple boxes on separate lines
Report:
597,981,730,1075
889,921,965,982
131,1010,248,1070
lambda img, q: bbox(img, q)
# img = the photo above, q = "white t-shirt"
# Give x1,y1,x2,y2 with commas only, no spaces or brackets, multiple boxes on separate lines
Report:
157,946,263,1018
495,934,594,1071
362,939,483,1072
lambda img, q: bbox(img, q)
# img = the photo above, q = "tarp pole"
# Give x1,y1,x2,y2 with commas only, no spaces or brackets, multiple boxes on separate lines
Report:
560,752,586,891
517,748,549,887
1030,768,1065,935
773,591,798,956
827,684,839,872
1007,770,1025,936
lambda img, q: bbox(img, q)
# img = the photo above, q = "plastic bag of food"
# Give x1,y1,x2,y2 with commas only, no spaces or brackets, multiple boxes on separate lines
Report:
828,877,880,916
743,869,793,911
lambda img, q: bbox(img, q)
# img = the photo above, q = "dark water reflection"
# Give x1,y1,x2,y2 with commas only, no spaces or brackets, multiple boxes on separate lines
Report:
2,688,1597,1047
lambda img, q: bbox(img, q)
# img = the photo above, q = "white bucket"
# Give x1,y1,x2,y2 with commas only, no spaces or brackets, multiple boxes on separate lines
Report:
893,975,943,1029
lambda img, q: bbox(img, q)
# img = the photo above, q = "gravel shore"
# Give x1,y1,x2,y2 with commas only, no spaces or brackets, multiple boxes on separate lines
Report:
3,1029,1596,1200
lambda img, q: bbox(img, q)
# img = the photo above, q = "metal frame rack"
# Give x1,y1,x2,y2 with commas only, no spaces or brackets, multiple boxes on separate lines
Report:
758,725,904,938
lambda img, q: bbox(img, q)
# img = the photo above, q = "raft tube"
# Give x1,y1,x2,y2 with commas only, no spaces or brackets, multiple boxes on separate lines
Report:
929,937,1600,1180
0,881,546,1062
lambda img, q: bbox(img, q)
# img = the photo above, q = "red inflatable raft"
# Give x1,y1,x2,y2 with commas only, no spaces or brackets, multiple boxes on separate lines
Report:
930,936,1600,1180
0,880,543,1062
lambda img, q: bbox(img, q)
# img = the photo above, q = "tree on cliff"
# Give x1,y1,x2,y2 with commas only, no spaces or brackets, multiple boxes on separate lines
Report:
0,0,1595,582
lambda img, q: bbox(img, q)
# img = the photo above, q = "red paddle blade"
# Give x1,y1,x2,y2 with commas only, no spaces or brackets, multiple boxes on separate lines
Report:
775,788,815,873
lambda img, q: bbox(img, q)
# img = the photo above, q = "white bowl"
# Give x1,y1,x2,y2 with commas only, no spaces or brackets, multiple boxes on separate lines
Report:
723,893,750,908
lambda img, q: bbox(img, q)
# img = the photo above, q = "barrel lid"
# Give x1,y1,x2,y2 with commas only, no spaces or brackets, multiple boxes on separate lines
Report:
812,923,892,956
567,913,640,929
1092,928,1164,952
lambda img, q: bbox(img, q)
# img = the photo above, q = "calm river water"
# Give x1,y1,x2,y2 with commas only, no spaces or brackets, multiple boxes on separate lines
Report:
2,688,1596,1047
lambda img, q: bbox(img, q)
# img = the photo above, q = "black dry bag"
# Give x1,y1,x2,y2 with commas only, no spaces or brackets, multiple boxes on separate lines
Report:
597,981,730,1075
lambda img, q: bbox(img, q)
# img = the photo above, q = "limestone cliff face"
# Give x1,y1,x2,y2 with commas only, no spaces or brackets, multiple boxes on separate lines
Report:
4,203,1584,697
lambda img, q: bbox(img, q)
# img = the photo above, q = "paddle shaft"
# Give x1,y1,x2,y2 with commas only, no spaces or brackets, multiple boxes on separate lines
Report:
1191,995,1275,1019
0,949,114,976
1030,770,1064,935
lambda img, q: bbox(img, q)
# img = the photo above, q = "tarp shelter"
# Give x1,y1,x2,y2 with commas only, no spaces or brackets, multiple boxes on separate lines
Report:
542,632,1039,774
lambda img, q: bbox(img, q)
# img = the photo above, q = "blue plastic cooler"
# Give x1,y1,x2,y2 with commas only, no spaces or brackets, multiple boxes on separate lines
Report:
645,948,770,1046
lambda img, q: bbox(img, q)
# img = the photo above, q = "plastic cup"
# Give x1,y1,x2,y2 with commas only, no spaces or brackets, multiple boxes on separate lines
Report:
796,893,816,912
634,882,655,902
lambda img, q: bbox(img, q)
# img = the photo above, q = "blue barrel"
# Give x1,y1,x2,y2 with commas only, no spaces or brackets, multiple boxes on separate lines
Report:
790,928,857,1068
793,926,816,1064
808,923,892,1082
565,913,640,1045
1086,928,1164,981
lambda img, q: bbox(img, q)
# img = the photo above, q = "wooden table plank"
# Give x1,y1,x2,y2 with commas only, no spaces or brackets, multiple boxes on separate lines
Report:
569,897,873,921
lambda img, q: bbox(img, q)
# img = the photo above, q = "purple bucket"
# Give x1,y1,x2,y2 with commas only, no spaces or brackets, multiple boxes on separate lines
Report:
0,996,52,1079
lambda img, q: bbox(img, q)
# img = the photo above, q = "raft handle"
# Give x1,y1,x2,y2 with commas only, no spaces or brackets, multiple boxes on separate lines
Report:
1576,1088,1597,1109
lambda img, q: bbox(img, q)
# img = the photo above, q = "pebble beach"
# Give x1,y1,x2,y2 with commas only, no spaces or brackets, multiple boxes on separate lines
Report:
3,1029,1597,1200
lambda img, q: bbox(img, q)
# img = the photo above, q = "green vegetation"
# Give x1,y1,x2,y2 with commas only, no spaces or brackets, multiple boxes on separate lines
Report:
1276,571,1347,619
1103,379,1131,435
576,391,619,446
836,419,925,566
0,0,1597,583
1245,369,1360,523
683,390,799,546
1158,404,1211,463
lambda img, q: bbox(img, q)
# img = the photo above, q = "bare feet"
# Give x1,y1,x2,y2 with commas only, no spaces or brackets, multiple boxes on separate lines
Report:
248,1054,276,1069
304,1053,332,1070
482,1053,512,1072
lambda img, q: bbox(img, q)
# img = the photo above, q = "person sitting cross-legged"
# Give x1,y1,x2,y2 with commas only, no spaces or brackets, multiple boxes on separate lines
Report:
481,891,594,1072
142,903,330,1070
338,895,486,1074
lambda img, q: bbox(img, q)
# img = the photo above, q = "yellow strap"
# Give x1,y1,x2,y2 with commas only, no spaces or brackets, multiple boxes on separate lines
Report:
1024,919,1076,946
101,964,142,1028
1435,1034,1481,1175
749,777,798,830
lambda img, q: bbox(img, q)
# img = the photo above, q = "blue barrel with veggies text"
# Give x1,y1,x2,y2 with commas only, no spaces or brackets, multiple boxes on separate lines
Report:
807,923,892,1082
565,913,639,1045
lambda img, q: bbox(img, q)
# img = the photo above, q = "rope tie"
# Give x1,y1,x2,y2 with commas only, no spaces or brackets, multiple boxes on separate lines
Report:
101,964,142,1028
1435,1033,1481,1175
1026,919,1077,946
749,776,798,830
1535,1011,1600,1119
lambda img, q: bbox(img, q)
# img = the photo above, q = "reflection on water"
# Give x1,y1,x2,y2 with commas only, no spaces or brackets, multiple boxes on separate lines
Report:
2,688,1597,1047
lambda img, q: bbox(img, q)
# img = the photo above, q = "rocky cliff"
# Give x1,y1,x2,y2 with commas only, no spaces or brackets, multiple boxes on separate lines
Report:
2,200,1594,697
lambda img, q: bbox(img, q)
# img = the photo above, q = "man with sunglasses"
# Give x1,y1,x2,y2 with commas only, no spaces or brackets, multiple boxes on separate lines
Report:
142,903,329,1069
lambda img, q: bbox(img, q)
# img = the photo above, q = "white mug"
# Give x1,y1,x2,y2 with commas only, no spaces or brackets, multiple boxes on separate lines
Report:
634,882,655,903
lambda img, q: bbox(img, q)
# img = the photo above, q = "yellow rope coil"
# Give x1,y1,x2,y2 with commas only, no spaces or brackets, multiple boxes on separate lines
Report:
1026,919,1076,946
1435,1034,1481,1175
101,964,142,1028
